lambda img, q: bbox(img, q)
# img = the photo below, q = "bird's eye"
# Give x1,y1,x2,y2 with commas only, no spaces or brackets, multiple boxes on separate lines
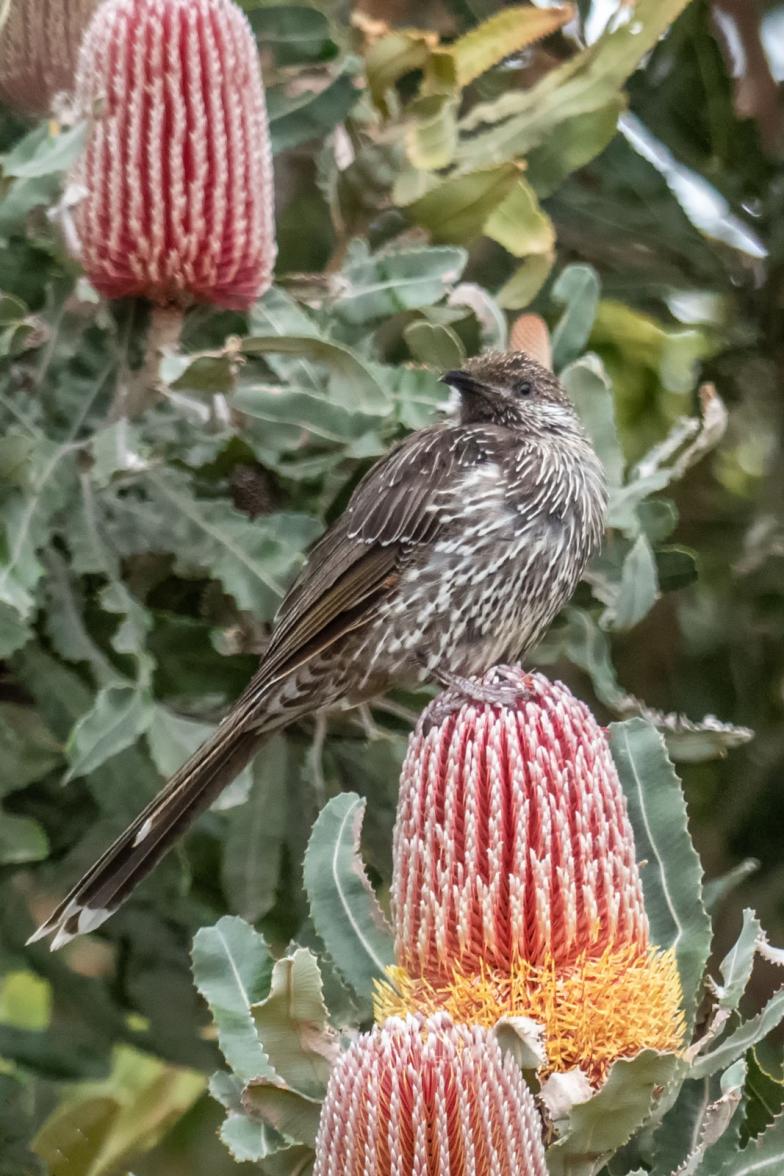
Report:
514,380,533,397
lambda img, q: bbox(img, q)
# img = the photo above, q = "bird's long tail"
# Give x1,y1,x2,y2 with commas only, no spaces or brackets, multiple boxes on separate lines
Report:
28,711,264,950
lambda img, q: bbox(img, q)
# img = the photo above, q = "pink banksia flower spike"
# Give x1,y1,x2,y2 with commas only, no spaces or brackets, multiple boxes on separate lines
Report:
510,313,552,369
314,1013,548,1176
70,0,275,310
376,667,685,1084
0,0,99,116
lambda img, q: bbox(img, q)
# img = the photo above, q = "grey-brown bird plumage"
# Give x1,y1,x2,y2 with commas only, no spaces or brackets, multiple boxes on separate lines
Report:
30,351,607,949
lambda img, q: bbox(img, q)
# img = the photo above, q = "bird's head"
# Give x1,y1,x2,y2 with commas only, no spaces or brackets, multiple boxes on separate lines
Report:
442,351,578,434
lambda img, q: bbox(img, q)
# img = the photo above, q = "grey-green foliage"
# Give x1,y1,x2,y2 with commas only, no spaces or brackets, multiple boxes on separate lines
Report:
192,920,332,1170
304,792,395,1001
610,719,711,1025
3,0,782,1169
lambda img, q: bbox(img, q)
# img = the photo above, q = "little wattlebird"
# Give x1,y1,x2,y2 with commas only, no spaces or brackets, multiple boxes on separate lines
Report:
30,351,607,949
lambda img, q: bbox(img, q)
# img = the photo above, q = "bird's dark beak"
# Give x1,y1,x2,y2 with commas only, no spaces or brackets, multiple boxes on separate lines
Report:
441,370,489,399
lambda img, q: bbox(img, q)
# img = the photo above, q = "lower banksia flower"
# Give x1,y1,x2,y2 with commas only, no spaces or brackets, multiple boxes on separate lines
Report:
70,0,275,310
0,0,98,116
375,668,684,1083
313,1013,548,1176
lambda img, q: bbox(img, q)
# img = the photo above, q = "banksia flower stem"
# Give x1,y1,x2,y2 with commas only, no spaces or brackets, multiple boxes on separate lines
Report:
111,304,184,420
314,1013,548,1176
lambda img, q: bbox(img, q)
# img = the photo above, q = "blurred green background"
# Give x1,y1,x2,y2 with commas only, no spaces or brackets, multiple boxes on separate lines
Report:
2,0,784,1171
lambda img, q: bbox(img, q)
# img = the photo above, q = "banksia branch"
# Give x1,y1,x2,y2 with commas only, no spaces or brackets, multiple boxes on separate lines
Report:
70,0,275,310
0,0,98,116
376,668,685,1083
313,1013,548,1176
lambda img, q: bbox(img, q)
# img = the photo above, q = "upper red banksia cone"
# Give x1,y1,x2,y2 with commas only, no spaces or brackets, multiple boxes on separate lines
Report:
393,668,648,981
0,0,99,116
70,0,275,309
313,1013,548,1176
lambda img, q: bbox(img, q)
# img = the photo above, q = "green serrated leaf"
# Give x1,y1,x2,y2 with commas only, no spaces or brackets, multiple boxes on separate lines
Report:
445,4,573,88
222,737,288,924
499,257,555,316
484,177,555,258
115,470,321,619
0,808,49,864
64,685,153,782
650,1075,714,1175
404,320,465,368
717,910,763,1012
251,949,336,1099
547,1050,680,1175
704,862,760,914
406,94,459,170
541,607,630,712
210,1072,288,1163
192,916,274,1083
448,282,508,349
304,793,394,1000
0,703,61,795
267,67,358,154
606,533,660,632
656,546,698,593
726,1113,784,1174
663,1060,748,1176
234,383,382,457
364,28,434,104
241,1079,322,1150
3,122,88,179
526,97,624,196
744,1051,784,1142
32,1046,204,1176
456,0,692,167
551,264,601,370
692,990,784,1082
0,438,77,627
561,354,624,488
0,1075,45,1176
241,335,389,414
403,163,518,243
247,6,335,67
333,245,467,325
609,719,711,1028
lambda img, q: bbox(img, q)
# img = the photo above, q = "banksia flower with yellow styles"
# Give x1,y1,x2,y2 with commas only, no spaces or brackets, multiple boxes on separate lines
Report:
376,667,685,1083
70,0,275,310
313,1013,548,1176
0,0,98,116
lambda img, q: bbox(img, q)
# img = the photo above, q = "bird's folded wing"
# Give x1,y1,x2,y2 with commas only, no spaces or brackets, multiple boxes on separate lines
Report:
249,425,499,688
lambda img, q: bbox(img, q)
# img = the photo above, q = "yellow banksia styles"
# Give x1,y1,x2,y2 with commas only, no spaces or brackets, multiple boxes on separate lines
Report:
70,0,275,309
313,1013,549,1176
377,667,685,1084
0,0,99,116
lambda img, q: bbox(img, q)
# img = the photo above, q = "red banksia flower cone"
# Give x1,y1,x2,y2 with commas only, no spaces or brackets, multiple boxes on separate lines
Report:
376,668,684,1083
0,0,99,116
313,1014,548,1176
71,0,275,309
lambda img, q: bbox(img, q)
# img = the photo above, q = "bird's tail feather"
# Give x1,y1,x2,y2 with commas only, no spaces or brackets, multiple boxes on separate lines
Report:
28,716,263,950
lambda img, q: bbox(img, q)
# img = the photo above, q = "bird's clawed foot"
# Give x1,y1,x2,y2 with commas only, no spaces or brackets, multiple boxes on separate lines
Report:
427,666,535,727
